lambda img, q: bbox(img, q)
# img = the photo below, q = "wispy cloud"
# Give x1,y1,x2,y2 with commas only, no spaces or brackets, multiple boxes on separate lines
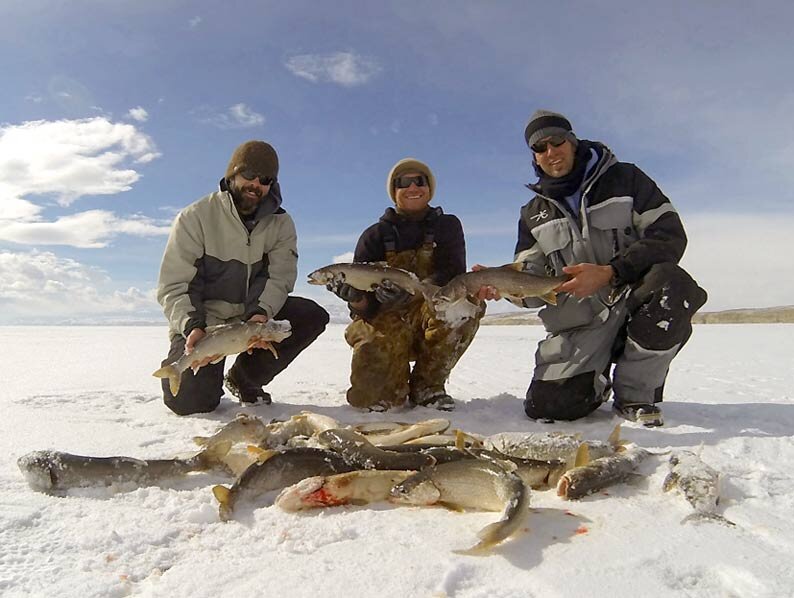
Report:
188,16,202,29
285,52,381,87
333,251,354,263
127,106,149,122
0,250,159,322
0,117,167,247
196,103,265,129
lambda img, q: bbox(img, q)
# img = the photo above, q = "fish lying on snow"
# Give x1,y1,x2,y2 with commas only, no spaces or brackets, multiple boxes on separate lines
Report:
484,424,623,466
317,428,436,471
275,470,415,511
663,450,735,526
352,418,450,446
556,443,650,500
307,262,434,298
430,264,569,326
18,443,232,494
212,447,353,521
390,459,530,555
152,320,292,395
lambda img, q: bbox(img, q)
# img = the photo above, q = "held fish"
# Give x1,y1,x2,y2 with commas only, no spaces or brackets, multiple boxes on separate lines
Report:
152,320,292,395
431,264,569,325
17,442,232,494
390,459,530,555
556,443,650,500
275,470,416,511
663,450,735,526
212,447,353,521
317,428,436,471
307,262,435,297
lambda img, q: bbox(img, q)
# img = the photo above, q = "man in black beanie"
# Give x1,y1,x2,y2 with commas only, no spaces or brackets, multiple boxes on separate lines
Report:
483,110,707,426
156,140,329,415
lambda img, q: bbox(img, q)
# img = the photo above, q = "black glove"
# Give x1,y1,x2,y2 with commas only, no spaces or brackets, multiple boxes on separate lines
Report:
374,279,412,308
326,277,365,303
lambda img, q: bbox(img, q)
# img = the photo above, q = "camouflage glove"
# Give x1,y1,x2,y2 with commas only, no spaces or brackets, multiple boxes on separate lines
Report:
374,279,412,308
326,277,365,303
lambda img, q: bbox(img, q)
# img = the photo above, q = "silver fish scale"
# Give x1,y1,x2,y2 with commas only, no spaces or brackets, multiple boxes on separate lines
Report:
484,432,613,464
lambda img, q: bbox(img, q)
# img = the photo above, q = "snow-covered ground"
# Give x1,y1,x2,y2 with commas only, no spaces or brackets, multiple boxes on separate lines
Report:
1,323,792,598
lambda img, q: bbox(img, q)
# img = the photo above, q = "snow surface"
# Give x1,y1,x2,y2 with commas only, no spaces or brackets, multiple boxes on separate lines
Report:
1,323,793,598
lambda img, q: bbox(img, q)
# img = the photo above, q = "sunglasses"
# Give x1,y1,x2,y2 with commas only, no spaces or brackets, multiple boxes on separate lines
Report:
531,135,567,153
239,170,275,186
393,174,428,189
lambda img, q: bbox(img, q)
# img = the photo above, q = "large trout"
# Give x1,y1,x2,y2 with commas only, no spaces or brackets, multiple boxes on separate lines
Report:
152,320,292,395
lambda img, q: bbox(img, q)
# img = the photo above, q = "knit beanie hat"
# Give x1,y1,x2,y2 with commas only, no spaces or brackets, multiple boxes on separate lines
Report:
225,140,279,180
386,157,436,203
523,110,577,149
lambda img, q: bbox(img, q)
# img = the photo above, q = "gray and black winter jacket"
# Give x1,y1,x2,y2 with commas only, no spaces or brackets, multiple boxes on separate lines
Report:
157,180,298,337
514,141,687,330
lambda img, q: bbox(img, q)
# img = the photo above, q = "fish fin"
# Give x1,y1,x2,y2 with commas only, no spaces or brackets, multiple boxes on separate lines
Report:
661,472,678,492
574,444,590,467
209,355,225,365
212,485,234,521
540,291,558,305
152,365,181,396
198,440,233,468
247,446,277,463
498,262,525,272
681,512,736,527
607,423,623,448
193,435,209,447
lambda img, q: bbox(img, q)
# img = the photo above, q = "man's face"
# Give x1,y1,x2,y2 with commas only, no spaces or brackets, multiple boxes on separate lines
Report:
393,171,430,214
229,173,272,215
534,136,576,178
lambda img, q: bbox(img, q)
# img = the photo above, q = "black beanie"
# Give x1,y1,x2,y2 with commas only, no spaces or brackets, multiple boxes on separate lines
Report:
524,110,576,148
225,140,279,180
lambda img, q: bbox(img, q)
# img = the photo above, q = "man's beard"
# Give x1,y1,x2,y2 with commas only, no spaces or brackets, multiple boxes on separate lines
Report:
230,181,264,215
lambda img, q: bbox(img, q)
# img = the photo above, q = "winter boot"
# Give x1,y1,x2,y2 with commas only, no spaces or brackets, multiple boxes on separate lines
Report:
224,372,272,406
612,402,663,427
409,389,456,412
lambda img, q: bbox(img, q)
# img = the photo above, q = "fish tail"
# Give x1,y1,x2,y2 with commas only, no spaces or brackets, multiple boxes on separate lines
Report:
212,485,234,521
152,365,181,396
540,291,558,305
681,512,736,527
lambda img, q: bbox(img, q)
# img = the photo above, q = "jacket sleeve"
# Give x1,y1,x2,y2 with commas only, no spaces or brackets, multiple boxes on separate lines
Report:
513,203,553,308
157,209,206,336
609,166,687,285
251,214,298,318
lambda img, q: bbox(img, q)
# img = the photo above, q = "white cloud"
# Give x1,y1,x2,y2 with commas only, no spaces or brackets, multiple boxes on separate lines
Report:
127,106,149,122
197,103,265,129
285,52,381,87
333,251,354,263
0,250,159,322
188,16,202,29
0,117,167,248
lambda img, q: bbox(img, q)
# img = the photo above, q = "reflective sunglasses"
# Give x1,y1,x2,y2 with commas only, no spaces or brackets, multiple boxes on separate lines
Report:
531,135,567,153
393,174,428,189
239,170,275,186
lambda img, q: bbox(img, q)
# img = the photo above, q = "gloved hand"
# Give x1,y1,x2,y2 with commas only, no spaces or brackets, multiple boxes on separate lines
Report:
326,276,365,303
374,279,412,309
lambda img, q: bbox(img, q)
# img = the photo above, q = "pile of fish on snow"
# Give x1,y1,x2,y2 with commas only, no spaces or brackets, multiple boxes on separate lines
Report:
17,412,733,555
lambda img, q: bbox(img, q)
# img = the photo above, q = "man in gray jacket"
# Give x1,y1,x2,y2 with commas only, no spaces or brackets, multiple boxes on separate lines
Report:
157,140,329,415
483,110,707,427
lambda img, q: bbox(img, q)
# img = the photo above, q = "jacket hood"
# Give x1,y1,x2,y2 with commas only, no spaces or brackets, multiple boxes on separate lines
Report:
219,177,283,219
527,140,617,196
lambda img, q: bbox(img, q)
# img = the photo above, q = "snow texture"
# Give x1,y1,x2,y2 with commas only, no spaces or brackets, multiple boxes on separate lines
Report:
1,324,793,597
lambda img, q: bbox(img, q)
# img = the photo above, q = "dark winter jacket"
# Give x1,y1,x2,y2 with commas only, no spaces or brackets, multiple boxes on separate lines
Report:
515,140,687,328
354,206,467,286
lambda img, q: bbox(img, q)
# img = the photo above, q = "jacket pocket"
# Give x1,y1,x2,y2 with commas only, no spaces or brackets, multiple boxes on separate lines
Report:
536,334,572,367
532,220,573,275
587,198,637,262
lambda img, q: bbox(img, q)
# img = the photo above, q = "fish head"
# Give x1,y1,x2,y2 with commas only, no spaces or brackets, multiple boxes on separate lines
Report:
307,265,337,285
389,474,441,505
17,451,56,492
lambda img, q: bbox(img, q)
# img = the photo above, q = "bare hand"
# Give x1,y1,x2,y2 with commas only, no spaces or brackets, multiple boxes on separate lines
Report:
185,328,222,369
472,264,501,301
558,263,614,298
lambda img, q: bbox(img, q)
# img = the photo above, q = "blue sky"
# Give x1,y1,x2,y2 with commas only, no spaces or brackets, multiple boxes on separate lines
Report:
1,1,792,323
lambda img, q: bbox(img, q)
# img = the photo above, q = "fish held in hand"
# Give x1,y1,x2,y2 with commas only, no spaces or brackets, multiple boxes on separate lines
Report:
431,263,568,325
663,450,735,526
18,442,232,494
152,320,292,395
307,262,434,297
